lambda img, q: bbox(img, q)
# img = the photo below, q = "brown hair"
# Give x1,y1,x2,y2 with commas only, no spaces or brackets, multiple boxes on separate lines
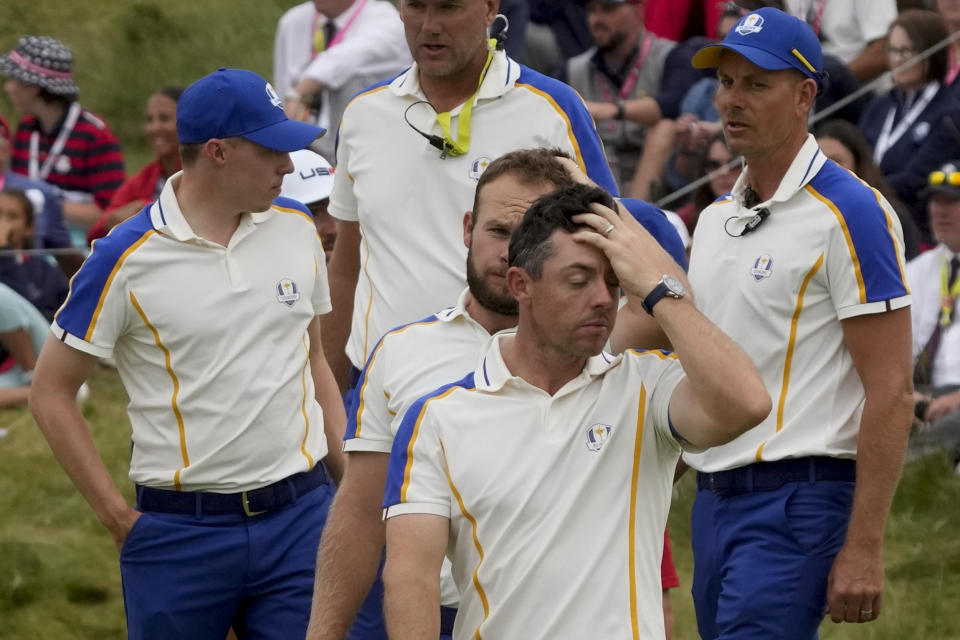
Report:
471,148,576,224
891,9,949,83
0,188,35,226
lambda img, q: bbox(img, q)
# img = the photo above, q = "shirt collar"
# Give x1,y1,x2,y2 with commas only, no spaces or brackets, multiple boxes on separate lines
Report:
149,171,273,243
476,333,621,394
732,134,826,208
390,49,519,108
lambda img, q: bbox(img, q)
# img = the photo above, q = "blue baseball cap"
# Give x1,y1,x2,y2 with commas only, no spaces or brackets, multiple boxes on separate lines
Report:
692,8,824,87
177,68,325,151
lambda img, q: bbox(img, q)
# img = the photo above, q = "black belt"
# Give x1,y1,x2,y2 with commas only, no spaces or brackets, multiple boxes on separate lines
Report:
697,456,855,496
440,606,457,636
136,463,330,517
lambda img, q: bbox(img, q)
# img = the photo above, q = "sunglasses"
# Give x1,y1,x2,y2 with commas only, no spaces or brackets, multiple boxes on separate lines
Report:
929,170,960,186
884,45,917,58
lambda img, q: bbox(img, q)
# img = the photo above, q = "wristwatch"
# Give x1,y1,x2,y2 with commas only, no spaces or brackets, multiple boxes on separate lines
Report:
641,275,686,315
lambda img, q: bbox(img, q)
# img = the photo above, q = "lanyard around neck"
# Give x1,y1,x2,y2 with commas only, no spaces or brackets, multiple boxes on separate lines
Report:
433,43,495,158
29,101,82,181
940,254,960,326
312,0,367,57
873,81,939,165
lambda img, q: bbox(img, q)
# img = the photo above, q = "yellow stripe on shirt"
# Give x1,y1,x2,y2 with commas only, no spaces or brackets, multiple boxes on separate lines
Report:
129,290,189,490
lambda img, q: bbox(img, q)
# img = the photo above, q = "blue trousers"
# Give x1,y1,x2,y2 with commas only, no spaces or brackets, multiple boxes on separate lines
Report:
691,480,854,640
120,480,387,640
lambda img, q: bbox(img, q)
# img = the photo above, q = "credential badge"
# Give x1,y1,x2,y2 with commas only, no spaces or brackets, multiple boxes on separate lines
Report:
750,253,774,281
586,423,613,452
276,278,301,306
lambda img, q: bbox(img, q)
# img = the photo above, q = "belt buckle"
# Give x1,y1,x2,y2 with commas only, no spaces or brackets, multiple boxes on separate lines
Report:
242,491,267,517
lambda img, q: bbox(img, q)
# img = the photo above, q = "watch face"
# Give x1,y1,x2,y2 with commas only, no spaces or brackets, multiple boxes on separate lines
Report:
663,275,686,297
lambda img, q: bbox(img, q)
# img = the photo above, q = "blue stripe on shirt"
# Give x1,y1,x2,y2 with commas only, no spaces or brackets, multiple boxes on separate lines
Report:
383,371,477,510
808,161,909,303
56,207,154,340
516,65,619,196
619,198,688,269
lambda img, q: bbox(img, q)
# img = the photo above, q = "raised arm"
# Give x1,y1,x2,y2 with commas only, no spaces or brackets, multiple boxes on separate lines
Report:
29,336,141,550
573,203,770,448
826,307,913,624
383,513,449,640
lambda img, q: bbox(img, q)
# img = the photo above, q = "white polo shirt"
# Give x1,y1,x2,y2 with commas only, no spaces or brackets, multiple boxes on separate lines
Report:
383,334,685,640
330,49,617,369
53,173,332,492
906,244,960,389
345,288,499,607
684,135,910,473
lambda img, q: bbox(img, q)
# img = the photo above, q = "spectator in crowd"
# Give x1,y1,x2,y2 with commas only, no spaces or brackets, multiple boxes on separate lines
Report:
525,0,593,76
564,0,678,196
645,0,725,41
785,0,898,83
674,132,741,235
306,148,686,640
28,68,349,640
0,113,69,251
0,36,124,246
277,0,411,162
860,9,960,242
0,282,47,411
323,0,617,393
814,118,921,258
935,0,960,97
687,8,912,637
906,162,960,472
380,183,770,639
86,87,183,244
0,188,68,321
281,148,337,259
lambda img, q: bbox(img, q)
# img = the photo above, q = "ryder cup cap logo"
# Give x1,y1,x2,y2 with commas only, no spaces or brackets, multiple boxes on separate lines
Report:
586,424,613,452
750,253,774,281
735,13,764,35
266,82,283,109
468,157,491,182
276,278,300,306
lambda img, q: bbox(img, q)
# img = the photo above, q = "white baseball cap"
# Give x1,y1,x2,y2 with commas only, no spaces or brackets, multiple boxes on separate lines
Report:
281,149,334,205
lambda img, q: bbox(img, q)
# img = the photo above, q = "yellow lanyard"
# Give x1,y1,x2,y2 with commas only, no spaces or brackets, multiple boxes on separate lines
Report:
433,43,495,158
939,255,960,326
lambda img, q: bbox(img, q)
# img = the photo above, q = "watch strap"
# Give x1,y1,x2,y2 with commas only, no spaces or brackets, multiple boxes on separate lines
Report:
641,282,670,316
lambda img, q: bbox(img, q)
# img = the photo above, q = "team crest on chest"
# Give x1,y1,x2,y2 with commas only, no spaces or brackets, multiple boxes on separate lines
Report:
750,253,774,281
586,423,613,452
276,278,301,306
468,157,491,181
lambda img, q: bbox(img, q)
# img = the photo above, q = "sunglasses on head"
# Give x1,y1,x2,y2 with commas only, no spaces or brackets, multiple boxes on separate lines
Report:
929,170,960,187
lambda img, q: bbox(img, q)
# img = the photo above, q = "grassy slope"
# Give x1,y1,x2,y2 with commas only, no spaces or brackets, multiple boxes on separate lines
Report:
2,0,960,636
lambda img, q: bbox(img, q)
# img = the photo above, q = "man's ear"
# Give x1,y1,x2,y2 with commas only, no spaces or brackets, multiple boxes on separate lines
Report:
204,138,228,165
463,211,474,250
507,265,531,304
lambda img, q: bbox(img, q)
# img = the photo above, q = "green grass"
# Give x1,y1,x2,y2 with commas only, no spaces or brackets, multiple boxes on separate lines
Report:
4,365,960,638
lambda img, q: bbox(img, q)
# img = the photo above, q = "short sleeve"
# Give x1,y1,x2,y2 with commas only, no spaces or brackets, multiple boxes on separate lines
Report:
382,394,453,520
328,111,359,223
823,190,910,319
344,334,395,453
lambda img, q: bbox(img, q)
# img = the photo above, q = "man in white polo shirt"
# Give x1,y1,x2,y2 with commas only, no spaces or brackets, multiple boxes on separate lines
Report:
381,183,772,639
307,149,687,640
28,68,357,639
685,9,912,639
323,0,618,393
